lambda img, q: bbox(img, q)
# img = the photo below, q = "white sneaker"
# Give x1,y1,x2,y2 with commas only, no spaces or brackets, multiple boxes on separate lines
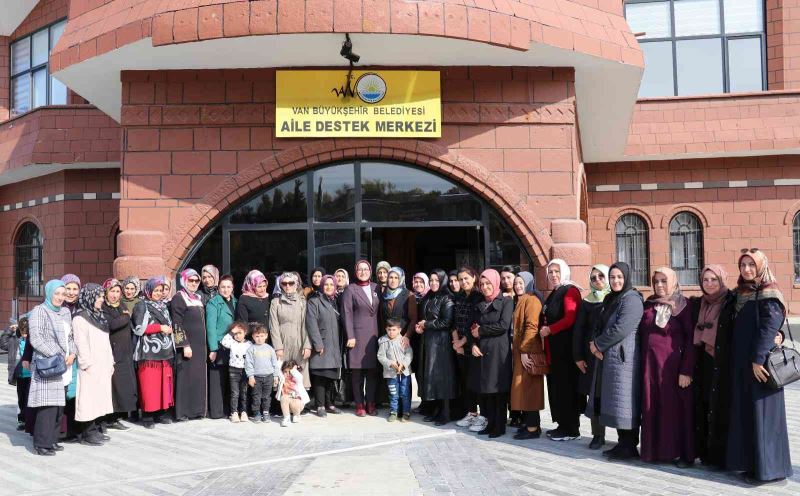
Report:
291,415,299,424
280,418,289,427
456,413,477,428
468,416,488,432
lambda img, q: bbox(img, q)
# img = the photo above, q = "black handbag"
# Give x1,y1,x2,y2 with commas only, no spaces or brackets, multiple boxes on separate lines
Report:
765,319,800,389
35,354,67,379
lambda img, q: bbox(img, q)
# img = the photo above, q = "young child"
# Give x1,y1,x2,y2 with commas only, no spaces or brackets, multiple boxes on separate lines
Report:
245,324,280,423
220,321,252,423
7,317,31,431
276,360,310,427
377,318,413,422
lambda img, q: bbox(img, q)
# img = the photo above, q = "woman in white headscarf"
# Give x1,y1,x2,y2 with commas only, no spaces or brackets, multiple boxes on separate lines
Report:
270,272,311,388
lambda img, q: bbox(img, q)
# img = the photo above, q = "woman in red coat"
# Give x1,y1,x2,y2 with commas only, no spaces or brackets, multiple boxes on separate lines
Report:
639,267,696,467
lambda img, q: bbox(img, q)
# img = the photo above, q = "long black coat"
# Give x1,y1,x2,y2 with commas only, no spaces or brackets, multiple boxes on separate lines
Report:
726,297,792,481
102,303,138,413
420,290,457,400
469,296,513,394
306,295,343,371
690,291,736,468
572,299,603,397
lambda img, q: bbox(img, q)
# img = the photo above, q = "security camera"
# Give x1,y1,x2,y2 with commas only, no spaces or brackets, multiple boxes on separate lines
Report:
340,34,360,64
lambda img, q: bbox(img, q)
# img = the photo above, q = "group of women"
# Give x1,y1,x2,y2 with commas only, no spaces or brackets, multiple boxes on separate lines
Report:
20,250,793,486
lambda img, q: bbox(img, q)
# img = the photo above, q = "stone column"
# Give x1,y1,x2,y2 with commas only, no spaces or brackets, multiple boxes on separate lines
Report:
113,230,168,280
550,218,591,289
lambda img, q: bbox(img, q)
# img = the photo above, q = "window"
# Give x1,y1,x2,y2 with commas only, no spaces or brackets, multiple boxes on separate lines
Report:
793,213,800,284
615,214,650,287
626,0,765,96
10,19,68,117
669,212,704,285
15,223,43,297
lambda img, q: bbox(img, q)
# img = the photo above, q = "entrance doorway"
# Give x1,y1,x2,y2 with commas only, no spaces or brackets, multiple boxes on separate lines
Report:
363,227,484,273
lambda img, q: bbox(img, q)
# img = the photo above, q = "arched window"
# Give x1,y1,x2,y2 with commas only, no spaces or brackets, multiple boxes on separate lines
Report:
15,223,43,297
670,212,704,285
793,213,800,284
615,214,649,287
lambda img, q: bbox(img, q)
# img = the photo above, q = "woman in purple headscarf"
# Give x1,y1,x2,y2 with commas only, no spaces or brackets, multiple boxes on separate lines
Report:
170,269,208,420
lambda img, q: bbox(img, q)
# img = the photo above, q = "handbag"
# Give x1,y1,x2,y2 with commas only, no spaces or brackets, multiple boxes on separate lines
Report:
35,354,67,379
764,319,800,389
525,337,550,376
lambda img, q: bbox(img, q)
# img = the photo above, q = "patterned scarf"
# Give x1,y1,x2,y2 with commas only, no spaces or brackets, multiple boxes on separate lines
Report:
144,277,171,324
77,283,109,330
179,268,203,303
735,250,787,314
102,278,123,308
584,264,611,303
647,267,687,328
384,267,406,301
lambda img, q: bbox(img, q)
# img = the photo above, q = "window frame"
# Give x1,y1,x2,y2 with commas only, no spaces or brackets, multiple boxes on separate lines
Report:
14,222,44,298
9,18,68,117
626,0,767,96
668,212,704,286
615,213,651,287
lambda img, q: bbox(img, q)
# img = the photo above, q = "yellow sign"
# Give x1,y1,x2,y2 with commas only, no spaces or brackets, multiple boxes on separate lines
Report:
276,70,441,138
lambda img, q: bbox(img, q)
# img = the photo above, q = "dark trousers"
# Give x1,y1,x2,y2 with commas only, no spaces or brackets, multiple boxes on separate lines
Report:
312,375,335,409
524,411,541,428
208,362,229,419
63,397,78,439
16,377,30,423
351,368,378,405
617,428,639,449
591,416,606,437
431,398,451,420
228,367,248,414
251,374,273,414
77,419,101,440
33,405,63,449
483,392,508,436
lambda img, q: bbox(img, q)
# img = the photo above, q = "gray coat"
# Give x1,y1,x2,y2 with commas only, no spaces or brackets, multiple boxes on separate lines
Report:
306,296,343,371
27,304,74,408
586,290,643,430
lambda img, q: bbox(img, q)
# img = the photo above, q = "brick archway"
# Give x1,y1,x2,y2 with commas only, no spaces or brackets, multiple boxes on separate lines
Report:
163,139,554,272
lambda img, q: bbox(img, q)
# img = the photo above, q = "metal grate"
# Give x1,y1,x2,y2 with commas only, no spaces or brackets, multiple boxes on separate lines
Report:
15,223,43,297
670,212,704,286
615,214,650,287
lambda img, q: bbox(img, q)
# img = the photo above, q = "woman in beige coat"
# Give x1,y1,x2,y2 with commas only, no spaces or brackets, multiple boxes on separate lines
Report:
73,284,114,446
270,272,311,388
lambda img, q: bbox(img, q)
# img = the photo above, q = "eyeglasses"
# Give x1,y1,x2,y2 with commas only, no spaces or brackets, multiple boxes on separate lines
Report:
281,281,296,286
740,248,759,254
590,274,605,282
696,322,713,330
187,278,200,283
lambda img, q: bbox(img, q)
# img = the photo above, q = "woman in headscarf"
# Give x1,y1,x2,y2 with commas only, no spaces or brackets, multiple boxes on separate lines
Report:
470,269,513,438
171,268,208,420
690,264,736,469
132,277,175,428
586,262,644,461
72,284,115,446
411,273,430,303
334,268,350,296
409,271,430,414
417,269,457,425
573,264,610,449
453,266,486,432
448,270,461,294
236,270,270,326
270,271,311,390
27,280,75,456
162,277,175,304
509,271,545,440
206,274,237,419
101,278,137,429
541,259,584,442
726,250,792,485
304,267,327,299
306,275,344,417
341,260,381,417
380,266,418,336
61,274,81,315
199,265,220,305
121,276,141,314
375,261,391,296
639,267,696,466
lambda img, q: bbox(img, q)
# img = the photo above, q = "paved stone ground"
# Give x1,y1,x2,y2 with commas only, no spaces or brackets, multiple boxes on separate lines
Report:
1,360,798,496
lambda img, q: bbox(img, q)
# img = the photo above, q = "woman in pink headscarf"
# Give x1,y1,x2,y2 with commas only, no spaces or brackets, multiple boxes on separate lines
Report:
469,269,514,439
236,270,269,327
170,269,208,420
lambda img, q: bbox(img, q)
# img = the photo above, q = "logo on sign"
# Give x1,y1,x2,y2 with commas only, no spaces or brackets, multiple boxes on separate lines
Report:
356,73,387,104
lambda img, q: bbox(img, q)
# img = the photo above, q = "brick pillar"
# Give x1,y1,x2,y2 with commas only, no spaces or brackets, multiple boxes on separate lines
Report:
550,218,591,288
0,36,9,121
767,0,800,89
113,230,168,280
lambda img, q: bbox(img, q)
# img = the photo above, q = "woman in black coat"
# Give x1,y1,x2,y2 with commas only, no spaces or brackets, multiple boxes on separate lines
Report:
417,269,457,425
306,275,343,417
452,267,485,429
726,250,792,484
100,279,137,429
470,269,513,438
236,270,270,327
171,270,208,420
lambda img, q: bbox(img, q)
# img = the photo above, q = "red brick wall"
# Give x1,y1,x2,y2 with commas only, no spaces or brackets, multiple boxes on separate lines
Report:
119,67,583,276
0,36,8,122
767,0,800,90
11,0,69,39
586,156,800,312
0,168,119,322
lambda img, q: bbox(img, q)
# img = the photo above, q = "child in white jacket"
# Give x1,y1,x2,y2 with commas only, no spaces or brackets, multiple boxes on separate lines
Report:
275,360,309,427
219,322,252,422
